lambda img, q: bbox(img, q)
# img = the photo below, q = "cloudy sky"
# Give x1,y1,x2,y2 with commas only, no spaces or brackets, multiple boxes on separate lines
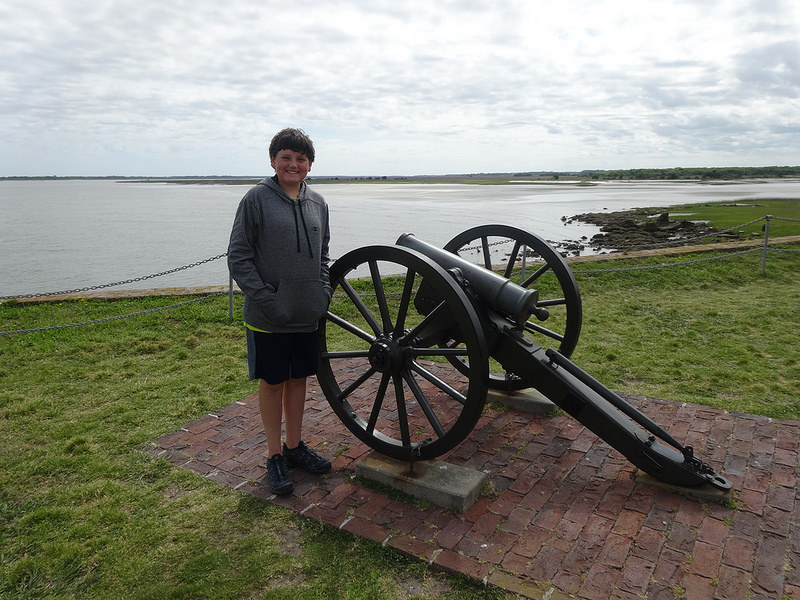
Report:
1,0,799,177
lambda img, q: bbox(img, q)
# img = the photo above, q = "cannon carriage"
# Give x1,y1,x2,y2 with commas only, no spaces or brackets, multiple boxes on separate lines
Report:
317,225,731,491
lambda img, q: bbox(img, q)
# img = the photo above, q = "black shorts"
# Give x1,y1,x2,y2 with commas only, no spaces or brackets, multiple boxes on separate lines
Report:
246,329,320,384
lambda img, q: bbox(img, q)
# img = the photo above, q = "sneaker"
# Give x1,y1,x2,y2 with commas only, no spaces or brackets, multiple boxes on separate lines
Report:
283,441,331,474
266,453,294,495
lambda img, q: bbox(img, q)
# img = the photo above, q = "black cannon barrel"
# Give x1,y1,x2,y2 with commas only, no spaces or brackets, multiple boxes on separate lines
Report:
396,233,539,325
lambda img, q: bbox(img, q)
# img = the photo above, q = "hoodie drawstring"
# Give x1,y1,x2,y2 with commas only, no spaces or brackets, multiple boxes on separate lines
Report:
295,199,314,258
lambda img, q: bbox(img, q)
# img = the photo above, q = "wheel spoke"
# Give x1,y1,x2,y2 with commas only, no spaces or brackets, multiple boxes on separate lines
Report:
336,365,379,402
321,349,371,360
338,276,382,336
367,373,391,434
325,311,374,344
504,240,523,279
399,300,448,345
480,235,492,270
393,268,417,337
393,375,411,447
368,260,393,334
521,263,551,288
403,370,446,438
410,361,467,405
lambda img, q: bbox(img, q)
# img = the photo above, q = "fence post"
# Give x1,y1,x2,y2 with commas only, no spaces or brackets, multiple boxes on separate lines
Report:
228,272,234,321
761,215,771,276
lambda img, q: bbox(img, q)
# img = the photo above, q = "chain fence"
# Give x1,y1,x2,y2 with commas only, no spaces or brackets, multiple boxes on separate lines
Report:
1,215,798,336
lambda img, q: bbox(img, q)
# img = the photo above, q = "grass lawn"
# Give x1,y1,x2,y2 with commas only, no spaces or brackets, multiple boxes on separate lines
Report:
1,200,798,599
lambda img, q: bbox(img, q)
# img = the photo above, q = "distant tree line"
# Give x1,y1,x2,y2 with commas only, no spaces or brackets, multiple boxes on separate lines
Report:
576,166,800,180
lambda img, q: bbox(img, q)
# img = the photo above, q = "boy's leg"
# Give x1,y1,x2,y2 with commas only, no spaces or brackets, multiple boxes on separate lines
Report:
258,378,285,458
282,376,307,450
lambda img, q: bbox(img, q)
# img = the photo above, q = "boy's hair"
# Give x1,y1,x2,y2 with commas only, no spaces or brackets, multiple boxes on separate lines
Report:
269,128,315,163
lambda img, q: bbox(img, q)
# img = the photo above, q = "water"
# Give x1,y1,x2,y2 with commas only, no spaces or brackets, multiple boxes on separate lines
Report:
2,178,799,297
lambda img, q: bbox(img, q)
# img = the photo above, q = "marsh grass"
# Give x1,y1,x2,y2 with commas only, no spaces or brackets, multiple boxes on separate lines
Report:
1,240,798,599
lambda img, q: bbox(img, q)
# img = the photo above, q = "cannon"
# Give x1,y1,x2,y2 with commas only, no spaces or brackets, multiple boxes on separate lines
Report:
317,225,732,491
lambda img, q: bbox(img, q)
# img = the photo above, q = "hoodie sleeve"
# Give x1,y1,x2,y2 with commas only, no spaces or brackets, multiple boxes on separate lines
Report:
320,204,332,296
227,193,273,302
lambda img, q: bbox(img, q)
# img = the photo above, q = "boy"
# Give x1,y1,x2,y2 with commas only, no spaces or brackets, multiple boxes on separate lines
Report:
227,128,332,495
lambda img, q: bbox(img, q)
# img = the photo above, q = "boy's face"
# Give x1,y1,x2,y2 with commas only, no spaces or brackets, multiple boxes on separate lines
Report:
270,148,311,191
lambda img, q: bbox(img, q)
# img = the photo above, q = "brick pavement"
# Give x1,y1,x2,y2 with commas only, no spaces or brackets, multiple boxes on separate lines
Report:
150,361,800,600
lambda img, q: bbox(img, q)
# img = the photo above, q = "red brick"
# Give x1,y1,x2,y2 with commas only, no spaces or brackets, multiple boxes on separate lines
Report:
651,546,686,584
387,534,436,561
753,532,788,595
477,529,518,563
675,496,706,527
744,467,772,492
462,496,492,522
499,550,531,575
454,535,484,558
680,573,716,600
761,506,792,537
511,525,549,559
434,518,472,550
593,492,630,520
597,533,632,569
632,526,667,561
716,565,751,600
579,513,614,545
613,508,646,537
698,515,730,546
739,488,767,515
487,570,556,600
526,545,566,581
532,502,567,530
546,518,583,552
771,463,797,487
318,481,360,509
340,516,389,544
561,538,601,575
722,535,757,570
618,555,655,595
768,483,796,511
490,490,524,516
500,506,534,535
432,548,492,580
690,540,723,579
353,490,391,518
468,511,503,540
578,562,619,600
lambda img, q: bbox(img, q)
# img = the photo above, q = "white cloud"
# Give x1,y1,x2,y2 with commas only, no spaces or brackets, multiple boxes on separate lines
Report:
1,0,798,176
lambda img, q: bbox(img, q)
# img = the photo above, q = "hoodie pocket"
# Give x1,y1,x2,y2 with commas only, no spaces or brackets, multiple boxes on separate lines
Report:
261,279,330,326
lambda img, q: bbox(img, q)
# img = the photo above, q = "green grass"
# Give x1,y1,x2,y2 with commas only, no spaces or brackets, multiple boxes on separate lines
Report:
648,197,800,238
571,247,799,418
0,299,510,600
1,230,798,599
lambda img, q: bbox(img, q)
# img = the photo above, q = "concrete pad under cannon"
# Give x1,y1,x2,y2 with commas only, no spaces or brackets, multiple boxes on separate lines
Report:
486,387,557,415
355,452,488,513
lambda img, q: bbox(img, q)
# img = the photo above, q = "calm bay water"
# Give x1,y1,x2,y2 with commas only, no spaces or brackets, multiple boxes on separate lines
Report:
2,178,799,297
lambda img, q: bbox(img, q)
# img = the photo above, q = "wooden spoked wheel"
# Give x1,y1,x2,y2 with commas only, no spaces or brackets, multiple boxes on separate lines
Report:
318,245,488,461
443,224,582,391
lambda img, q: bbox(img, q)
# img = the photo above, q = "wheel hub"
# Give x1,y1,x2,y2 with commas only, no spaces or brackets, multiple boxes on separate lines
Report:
368,337,404,373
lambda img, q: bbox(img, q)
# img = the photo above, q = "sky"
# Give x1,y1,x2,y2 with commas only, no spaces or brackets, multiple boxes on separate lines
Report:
1,0,799,177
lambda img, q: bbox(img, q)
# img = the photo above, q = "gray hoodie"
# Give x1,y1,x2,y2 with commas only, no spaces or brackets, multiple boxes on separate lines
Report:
227,176,332,333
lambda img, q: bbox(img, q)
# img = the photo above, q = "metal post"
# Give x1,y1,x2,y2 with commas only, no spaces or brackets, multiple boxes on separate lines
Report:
762,215,771,276
228,272,234,321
